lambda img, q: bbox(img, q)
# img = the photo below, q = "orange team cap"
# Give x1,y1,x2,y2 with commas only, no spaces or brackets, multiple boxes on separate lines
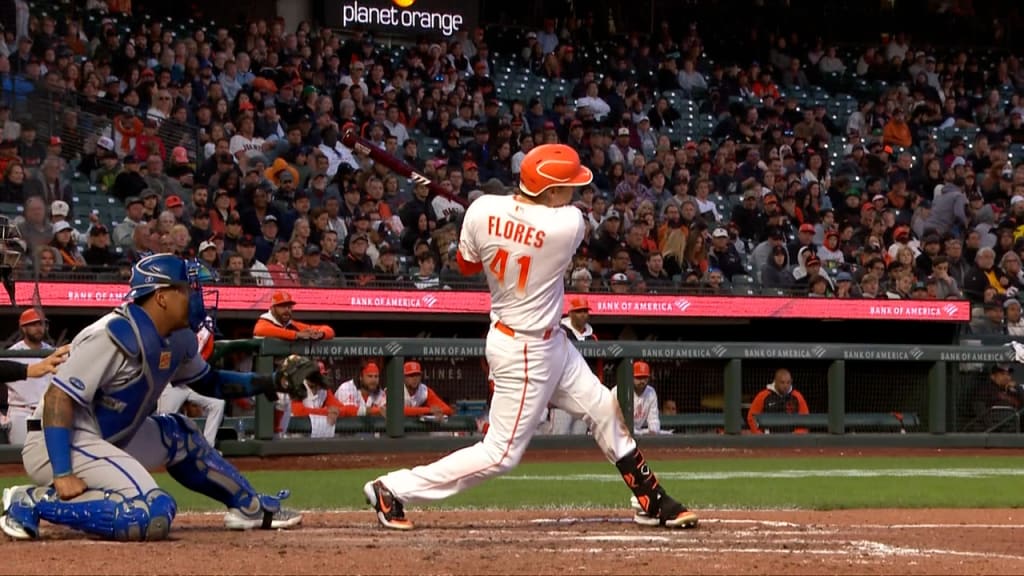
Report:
362,362,380,376
271,291,295,306
19,308,43,326
568,296,590,312
404,361,422,375
518,143,593,197
633,361,651,378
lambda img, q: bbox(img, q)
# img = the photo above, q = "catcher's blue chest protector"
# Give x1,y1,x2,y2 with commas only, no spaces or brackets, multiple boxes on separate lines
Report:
100,304,200,447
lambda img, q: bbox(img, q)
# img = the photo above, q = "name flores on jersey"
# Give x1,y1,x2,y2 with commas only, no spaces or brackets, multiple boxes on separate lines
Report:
487,216,546,248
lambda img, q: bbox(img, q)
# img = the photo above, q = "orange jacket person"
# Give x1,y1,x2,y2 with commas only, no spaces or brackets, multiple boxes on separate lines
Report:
746,368,810,434
253,291,336,341
401,361,453,417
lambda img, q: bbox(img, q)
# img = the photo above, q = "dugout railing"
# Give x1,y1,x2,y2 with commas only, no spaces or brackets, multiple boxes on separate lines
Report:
1,339,1015,448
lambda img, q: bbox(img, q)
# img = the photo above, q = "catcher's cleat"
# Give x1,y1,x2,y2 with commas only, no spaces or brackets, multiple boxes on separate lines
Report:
1,486,39,540
364,480,413,530
630,495,699,529
224,490,302,530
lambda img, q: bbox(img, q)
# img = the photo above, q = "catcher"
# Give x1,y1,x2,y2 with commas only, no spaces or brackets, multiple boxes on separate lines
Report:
0,254,318,541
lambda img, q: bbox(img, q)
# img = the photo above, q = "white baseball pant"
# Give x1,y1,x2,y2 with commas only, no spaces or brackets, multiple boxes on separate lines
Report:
6,405,36,445
380,326,636,503
156,386,225,446
549,408,589,435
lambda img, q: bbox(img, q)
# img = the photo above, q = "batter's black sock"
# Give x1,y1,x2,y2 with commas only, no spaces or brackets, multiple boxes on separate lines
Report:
615,448,677,518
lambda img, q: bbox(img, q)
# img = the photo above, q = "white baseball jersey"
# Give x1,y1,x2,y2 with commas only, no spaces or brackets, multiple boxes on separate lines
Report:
459,194,585,332
615,384,660,435
335,379,386,416
404,383,429,407
5,340,54,408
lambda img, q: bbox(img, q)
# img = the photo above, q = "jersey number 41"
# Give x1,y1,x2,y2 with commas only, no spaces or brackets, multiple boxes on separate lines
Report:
488,248,533,297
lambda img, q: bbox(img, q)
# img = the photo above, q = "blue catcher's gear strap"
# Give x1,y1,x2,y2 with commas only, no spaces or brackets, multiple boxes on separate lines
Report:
42,426,72,478
12,487,177,541
154,414,270,513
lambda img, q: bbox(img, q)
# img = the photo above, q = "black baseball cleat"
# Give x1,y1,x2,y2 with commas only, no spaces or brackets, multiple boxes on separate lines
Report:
631,495,699,528
363,480,414,530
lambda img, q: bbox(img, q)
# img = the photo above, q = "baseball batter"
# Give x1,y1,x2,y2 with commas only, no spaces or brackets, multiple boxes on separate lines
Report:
0,254,312,541
5,309,53,445
365,144,698,530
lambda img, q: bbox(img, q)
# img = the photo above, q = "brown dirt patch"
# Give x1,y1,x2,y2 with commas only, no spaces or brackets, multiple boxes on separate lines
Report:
3,509,1023,575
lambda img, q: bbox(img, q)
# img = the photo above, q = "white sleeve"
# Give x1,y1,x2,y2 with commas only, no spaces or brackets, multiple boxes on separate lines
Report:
458,203,481,263
647,388,661,434
229,135,245,156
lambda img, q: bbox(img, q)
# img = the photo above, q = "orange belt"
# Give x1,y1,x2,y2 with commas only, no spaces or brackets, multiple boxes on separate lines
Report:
495,321,554,340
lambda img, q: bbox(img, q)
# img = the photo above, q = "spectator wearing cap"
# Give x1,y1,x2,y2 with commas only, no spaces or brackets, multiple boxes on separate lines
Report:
110,154,147,203
298,243,342,287
253,290,336,341
233,235,271,286
608,126,638,167
5,308,53,445
164,194,186,221
401,361,454,418
112,196,146,251
49,220,85,270
16,121,45,169
708,227,744,281
817,230,845,274
196,239,221,279
339,231,376,286
140,188,161,222
335,362,386,418
793,253,833,293
82,223,117,267
789,222,820,267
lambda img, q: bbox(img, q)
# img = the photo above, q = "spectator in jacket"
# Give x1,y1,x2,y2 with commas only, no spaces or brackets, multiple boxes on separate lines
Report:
708,226,744,280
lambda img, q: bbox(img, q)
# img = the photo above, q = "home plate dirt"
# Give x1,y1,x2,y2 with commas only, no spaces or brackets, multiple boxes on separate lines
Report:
2,509,1023,575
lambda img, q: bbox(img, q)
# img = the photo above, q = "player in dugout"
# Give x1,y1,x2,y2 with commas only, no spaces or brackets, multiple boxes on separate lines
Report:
401,361,454,418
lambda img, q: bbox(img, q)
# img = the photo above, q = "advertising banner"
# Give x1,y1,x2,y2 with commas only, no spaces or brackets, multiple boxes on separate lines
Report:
325,0,478,38
15,282,972,322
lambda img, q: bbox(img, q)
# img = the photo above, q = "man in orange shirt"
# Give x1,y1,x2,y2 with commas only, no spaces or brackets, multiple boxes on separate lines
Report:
746,368,810,434
253,290,336,437
402,361,453,418
253,291,336,341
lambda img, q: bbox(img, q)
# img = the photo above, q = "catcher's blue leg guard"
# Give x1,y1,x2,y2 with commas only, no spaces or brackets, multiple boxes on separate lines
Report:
153,414,287,519
7,486,176,541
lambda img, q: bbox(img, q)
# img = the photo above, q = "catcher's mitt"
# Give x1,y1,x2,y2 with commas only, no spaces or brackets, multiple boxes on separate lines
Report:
275,355,321,400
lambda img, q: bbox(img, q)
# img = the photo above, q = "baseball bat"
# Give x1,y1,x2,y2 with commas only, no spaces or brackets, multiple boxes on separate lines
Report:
341,129,469,208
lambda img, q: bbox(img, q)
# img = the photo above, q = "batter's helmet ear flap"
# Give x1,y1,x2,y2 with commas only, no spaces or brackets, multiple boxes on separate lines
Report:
518,144,594,197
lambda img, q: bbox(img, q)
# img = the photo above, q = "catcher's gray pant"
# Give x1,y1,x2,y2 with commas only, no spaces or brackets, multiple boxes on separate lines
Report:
549,408,589,435
156,386,225,446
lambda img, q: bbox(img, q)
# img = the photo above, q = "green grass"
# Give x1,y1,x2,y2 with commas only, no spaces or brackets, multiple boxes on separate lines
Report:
9,456,1024,511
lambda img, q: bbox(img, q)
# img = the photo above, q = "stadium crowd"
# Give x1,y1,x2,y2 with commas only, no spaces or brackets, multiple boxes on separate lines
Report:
1,1,1024,323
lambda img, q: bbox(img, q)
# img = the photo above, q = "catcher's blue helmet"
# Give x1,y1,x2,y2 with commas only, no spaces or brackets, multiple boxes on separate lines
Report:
126,254,212,332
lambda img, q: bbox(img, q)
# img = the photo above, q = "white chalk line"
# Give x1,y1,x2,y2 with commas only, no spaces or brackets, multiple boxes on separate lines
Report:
499,467,1024,481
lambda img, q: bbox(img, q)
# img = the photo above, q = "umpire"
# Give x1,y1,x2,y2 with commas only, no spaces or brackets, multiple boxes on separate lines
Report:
0,345,70,383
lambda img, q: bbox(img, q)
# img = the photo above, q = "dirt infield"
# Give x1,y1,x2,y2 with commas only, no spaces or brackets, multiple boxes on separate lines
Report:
2,509,1023,575
2,448,1024,574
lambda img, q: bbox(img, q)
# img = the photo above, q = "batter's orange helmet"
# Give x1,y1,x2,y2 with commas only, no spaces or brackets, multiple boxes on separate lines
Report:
518,143,593,197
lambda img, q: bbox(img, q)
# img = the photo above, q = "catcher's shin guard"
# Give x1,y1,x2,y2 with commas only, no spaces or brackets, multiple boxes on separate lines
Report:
7,486,175,541
155,413,268,515
615,448,697,528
